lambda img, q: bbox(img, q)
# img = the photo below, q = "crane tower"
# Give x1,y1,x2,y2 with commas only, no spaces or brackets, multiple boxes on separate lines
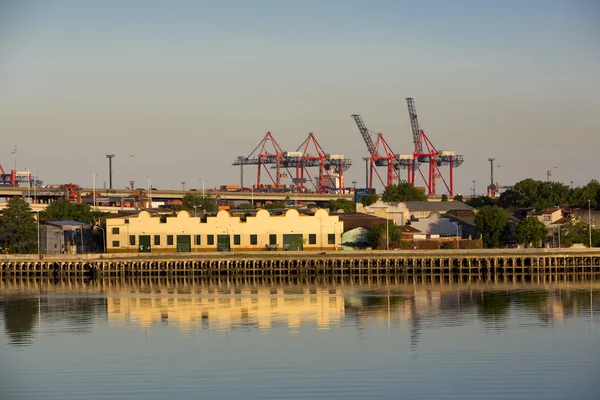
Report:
405,98,463,196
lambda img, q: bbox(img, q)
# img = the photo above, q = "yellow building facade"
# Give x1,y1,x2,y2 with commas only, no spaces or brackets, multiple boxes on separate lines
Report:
105,208,343,253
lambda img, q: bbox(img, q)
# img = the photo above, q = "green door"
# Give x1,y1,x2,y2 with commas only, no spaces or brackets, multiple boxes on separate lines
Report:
176,235,191,252
217,235,230,252
283,234,303,251
139,235,151,253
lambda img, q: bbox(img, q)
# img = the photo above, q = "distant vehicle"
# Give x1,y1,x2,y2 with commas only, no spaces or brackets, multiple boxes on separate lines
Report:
151,187,157,191
190,189,197,191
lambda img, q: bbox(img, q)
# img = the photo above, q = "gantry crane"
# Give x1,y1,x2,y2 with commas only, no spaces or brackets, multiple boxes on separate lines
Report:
278,133,351,193
405,98,463,196
352,114,407,189
232,132,293,189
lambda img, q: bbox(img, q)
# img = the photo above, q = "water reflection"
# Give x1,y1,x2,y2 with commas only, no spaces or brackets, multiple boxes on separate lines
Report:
1,298,39,346
1,276,598,347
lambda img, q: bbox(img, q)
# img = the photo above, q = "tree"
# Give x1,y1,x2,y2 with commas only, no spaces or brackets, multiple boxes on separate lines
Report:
515,217,548,247
474,205,509,248
328,199,356,213
559,221,600,247
453,194,464,202
263,201,286,210
360,193,378,206
40,199,104,224
367,222,403,249
497,189,525,210
466,196,495,209
382,182,427,202
441,194,448,202
181,193,217,213
0,197,37,253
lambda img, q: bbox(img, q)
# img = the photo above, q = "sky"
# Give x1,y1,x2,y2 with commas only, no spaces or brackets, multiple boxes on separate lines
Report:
0,0,598,195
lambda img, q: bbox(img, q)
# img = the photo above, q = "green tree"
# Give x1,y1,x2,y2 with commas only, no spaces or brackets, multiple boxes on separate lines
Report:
382,182,427,202
360,193,378,206
263,201,287,210
453,194,464,202
441,194,448,202
513,178,543,208
515,217,548,247
466,196,495,209
40,199,104,224
0,197,37,253
559,221,600,247
474,205,509,248
497,189,526,209
328,199,356,213
181,193,217,213
367,222,403,249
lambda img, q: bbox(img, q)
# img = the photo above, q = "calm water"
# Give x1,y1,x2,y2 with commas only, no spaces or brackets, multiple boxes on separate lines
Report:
1,276,599,400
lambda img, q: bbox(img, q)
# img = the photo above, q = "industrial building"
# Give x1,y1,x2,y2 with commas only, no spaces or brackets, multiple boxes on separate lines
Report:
105,208,343,253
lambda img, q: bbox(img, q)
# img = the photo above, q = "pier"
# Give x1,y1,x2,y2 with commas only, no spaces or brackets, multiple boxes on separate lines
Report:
1,248,600,278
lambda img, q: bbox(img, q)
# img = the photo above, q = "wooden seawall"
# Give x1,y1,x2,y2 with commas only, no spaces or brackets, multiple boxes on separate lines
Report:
2,249,600,278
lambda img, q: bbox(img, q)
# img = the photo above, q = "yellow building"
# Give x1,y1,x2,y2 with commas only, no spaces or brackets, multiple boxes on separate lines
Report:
105,208,343,253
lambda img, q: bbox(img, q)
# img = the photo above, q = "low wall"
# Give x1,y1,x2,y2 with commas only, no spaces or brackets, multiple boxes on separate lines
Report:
2,248,600,278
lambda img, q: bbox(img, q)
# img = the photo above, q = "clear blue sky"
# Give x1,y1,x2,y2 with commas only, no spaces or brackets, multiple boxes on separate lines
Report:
0,0,598,194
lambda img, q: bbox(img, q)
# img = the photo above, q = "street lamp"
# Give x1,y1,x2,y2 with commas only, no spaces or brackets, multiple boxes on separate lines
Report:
192,205,202,217
450,221,460,238
362,157,370,188
146,175,152,208
472,180,476,196
181,181,186,191
385,205,390,250
34,211,40,256
89,172,98,207
546,166,557,182
95,226,106,253
588,199,592,248
199,178,208,197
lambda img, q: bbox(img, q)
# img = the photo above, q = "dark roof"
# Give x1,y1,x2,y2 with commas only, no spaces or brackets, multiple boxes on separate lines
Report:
405,201,474,213
336,213,387,232
397,225,420,233
46,220,85,227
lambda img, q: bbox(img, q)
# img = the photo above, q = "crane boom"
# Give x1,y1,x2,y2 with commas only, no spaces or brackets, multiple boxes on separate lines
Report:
405,98,423,153
351,114,377,156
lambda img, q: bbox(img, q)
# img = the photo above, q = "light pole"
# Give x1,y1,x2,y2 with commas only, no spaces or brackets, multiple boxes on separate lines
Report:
385,205,389,250
472,180,476,196
129,154,135,190
181,181,186,191
95,226,105,253
33,170,38,204
193,205,202,217
89,172,98,207
362,157,370,188
147,175,152,208
588,199,592,248
451,221,459,238
570,181,574,190
546,166,557,182
106,154,115,190
199,179,208,197
35,211,40,256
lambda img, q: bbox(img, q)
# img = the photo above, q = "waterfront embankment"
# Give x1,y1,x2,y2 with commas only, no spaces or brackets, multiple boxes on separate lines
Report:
1,248,600,278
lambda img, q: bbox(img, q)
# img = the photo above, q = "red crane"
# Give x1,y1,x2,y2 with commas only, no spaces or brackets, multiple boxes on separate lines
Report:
280,133,351,193
405,98,463,196
232,132,292,190
351,114,403,189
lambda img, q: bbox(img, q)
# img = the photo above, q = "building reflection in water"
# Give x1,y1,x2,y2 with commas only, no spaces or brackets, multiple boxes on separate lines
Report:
1,276,598,346
106,287,345,334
